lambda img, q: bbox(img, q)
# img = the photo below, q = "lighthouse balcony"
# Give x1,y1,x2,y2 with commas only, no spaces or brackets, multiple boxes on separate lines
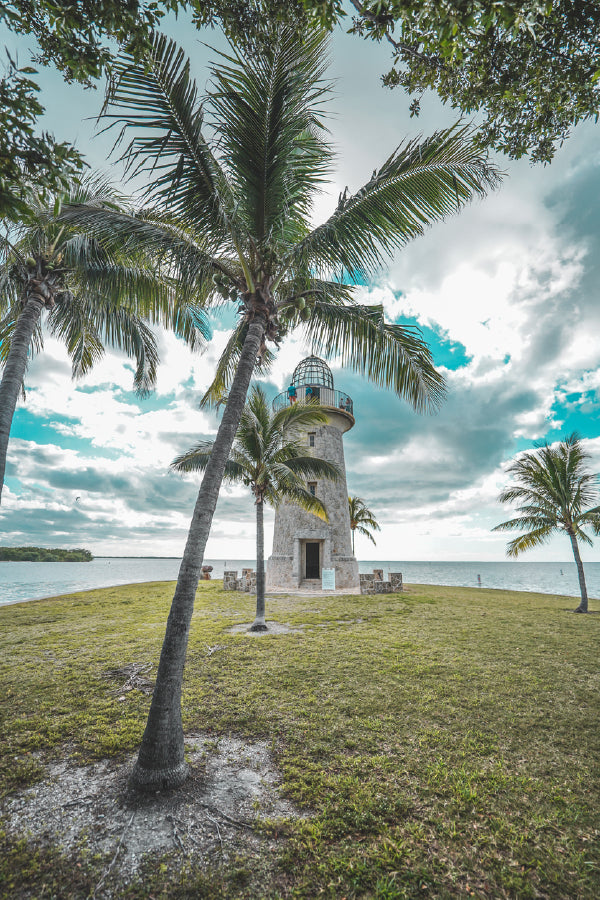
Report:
273,387,353,416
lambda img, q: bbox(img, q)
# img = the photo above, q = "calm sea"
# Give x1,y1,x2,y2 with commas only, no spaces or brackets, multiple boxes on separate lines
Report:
0,557,598,607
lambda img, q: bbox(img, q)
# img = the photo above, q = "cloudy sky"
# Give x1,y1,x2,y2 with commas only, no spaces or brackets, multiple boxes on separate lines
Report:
2,10,600,562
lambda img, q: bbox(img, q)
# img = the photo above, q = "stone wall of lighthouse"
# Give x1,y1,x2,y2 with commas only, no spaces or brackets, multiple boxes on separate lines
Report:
266,359,360,591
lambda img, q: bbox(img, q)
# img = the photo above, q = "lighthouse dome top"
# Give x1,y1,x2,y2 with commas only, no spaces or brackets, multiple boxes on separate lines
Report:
292,355,334,389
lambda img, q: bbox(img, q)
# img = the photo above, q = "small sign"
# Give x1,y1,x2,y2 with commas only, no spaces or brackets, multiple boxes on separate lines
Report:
322,568,335,590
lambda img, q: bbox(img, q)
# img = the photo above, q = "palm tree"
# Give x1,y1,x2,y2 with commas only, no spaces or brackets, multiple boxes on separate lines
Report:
0,178,210,503
63,26,500,790
493,433,600,613
172,385,340,631
348,496,380,554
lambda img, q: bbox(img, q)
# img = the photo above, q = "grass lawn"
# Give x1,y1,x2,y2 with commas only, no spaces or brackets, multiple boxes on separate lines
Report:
0,581,598,898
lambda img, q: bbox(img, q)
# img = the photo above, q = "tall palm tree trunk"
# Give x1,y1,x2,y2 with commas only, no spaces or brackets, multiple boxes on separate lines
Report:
0,293,45,503
568,530,589,613
130,316,266,791
250,497,267,632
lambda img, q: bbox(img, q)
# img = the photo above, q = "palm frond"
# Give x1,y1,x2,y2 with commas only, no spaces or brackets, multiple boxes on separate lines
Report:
495,434,600,559
271,400,329,435
273,455,341,483
349,496,381,531
304,301,446,412
48,296,160,396
277,277,355,312
100,32,235,240
288,125,501,279
178,383,339,523
208,27,333,251
492,514,556,532
572,526,594,547
273,484,329,521
171,441,246,484
171,441,215,473
46,296,105,381
504,525,556,557
578,506,600,535
355,524,377,545
59,204,234,302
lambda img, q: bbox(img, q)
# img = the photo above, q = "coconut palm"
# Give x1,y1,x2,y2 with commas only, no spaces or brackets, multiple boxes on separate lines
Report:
62,26,500,789
0,178,210,503
172,385,340,631
493,433,600,613
348,496,380,554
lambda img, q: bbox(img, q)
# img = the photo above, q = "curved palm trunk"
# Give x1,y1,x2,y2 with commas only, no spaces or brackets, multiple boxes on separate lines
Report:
569,530,589,613
351,528,355,554
250,497,267,631
0,294,45,503
130,316,265,791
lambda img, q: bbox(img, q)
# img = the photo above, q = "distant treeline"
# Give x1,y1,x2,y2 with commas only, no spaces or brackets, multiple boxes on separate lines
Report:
0,547,94,562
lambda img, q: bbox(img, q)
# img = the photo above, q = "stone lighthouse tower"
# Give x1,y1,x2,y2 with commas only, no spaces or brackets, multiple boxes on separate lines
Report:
266,356,360,591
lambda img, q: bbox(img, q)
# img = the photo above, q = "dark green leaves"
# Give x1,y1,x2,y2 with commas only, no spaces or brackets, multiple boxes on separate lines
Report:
84,29,499,415
306,0,600,162
0,55,84,222
0,176,212,396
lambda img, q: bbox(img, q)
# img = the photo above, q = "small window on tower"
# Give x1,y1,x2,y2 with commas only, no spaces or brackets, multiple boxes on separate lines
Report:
308,433,315,447
308,482,317,496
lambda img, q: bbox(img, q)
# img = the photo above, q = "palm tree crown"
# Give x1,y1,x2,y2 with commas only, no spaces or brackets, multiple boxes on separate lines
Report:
172,386,339,512
172,386,340,630
348,496,381,553
0,178,211,502
71,25,501,790
493,433,600,612
66,27,502,413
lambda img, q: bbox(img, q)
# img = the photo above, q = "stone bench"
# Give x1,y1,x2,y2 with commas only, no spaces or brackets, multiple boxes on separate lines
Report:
360,570,402,595
223,570,257,592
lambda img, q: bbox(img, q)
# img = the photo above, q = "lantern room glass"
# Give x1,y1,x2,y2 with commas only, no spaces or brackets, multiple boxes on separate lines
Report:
292,355,334,389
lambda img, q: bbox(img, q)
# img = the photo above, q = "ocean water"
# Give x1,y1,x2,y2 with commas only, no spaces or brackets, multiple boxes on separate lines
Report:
0,557,598,607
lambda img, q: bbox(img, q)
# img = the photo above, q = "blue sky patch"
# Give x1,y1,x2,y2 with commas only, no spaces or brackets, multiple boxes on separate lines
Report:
395,315,472,370
10,408,120,459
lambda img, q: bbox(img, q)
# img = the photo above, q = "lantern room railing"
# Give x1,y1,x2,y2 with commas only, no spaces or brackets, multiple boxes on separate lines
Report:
273,387,353,416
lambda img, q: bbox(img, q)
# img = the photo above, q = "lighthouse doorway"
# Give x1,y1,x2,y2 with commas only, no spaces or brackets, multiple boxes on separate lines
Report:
305,542,320,579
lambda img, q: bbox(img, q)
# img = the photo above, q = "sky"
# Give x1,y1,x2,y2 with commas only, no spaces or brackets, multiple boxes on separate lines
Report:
2,9,600,562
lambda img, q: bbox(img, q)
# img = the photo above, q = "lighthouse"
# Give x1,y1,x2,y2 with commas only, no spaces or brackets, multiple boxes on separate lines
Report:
266,356,360,591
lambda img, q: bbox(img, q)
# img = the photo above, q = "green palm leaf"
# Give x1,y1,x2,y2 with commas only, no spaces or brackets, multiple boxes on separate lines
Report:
101,32,234,241
173,385,340,506
209,27,333,250
288,125,501,279
200,319,275,409
504,525,556,557
305,301,446,412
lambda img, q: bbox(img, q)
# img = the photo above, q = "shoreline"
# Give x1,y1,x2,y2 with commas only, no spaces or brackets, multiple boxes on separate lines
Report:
0,579,180,609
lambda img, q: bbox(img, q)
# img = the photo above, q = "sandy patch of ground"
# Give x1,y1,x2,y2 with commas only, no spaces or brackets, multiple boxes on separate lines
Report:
227,618,367,635
3,735,303,895
227,621,305,635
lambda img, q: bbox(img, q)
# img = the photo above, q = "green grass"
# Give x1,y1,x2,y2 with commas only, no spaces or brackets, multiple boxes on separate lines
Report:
1,581,599,898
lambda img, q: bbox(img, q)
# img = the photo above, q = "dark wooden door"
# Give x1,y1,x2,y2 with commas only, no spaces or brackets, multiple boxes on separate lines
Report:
305,542,320,579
